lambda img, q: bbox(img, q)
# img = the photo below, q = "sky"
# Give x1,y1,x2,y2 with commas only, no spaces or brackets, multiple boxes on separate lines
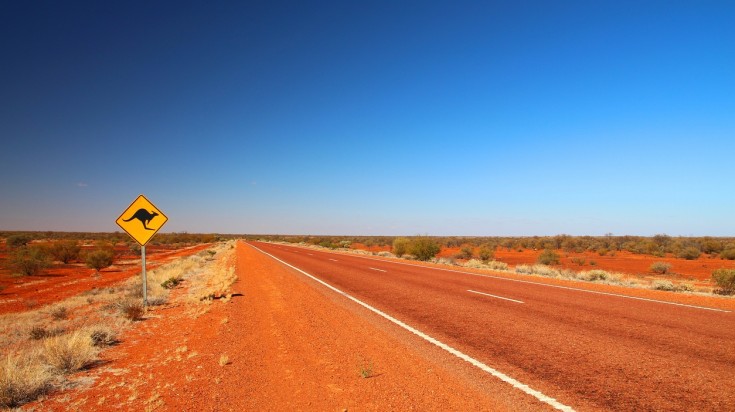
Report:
1,1,733,236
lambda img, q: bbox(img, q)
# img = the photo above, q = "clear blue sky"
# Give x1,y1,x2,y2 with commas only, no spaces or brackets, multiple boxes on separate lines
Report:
1,1,733,236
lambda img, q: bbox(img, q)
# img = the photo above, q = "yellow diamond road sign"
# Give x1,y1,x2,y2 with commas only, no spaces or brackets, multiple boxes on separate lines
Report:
116,194,168,246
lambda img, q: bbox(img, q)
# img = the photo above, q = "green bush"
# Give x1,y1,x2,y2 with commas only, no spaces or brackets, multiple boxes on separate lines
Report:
408,237,440,261
161,277,182,289
720,249,735,260
571,257,586,266
392,237,410,257
677,247,701,260
537,249,560,265
85,249,114,272
10,247,51,276
50,240,81,264
650,261,672,274
478,244,494,261
712,269,735,295
6,234,32,249
457,245,474,260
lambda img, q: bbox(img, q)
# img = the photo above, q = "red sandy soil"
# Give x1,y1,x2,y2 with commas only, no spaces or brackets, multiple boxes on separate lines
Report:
0,243,212,315
350,242,391,253
27,241,545,411
424,246,735,285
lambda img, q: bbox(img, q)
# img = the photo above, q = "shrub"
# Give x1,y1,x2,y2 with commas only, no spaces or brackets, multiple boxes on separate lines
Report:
9,247,51,276
29,326,64,341
5,235,31,249
87,327,117,347
392,237,410,257
457,245,474,260
486,261,509,271
651,280,675,291
712,269,735,295
464,259,485,269
85,249,114,272
581,270,609,281
537,249,560,265
129,243,141,256
49,240,81,264
161,276,182,289
118,300,145,321
408,237,440,261
42,331,98,374
515,265,533,274
720,249,735,260
650,262,672,274
677,247,701,260
571,257,586,266
0,353,52,408
529,264,560,277
50,306,68,320
478,244,494,261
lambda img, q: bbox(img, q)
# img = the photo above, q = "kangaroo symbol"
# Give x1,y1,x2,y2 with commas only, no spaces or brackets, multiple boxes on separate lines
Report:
123,209,159,230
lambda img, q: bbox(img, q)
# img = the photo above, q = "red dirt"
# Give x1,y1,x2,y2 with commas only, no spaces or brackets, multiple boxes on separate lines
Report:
28,241,545,411
0,243,212,315
359,244,735,285
350,242,391,253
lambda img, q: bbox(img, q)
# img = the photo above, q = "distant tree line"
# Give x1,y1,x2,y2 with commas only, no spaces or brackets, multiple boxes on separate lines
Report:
246,234,735,261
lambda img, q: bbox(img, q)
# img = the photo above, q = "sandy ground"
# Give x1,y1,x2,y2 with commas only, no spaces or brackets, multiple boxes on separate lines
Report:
26,241,548,411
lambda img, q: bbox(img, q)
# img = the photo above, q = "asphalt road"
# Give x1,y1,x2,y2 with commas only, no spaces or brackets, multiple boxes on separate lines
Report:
250,241,735,411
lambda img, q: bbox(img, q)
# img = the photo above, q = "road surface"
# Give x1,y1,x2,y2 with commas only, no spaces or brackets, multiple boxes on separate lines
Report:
250,241,735,411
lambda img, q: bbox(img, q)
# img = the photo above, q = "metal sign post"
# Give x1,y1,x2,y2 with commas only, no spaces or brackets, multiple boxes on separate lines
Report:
116,194,167,307
142,245,147,306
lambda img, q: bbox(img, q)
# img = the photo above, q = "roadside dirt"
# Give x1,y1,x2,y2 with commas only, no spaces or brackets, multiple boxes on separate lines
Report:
0,243,212,315
434,247,735,284
26,241,548,411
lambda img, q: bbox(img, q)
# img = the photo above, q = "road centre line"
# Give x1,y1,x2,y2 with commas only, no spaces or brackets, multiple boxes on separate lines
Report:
329,258,338,262
468,290,524,304
297,247,730,313
250,244,575,412
368,267,387,272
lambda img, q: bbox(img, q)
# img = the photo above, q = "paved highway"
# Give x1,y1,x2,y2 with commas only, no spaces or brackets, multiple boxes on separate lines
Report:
250,241,735,411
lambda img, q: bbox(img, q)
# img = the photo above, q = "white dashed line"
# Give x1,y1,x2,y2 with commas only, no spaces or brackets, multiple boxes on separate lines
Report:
329,258,338,262
468,290,524,304
368,267,387,272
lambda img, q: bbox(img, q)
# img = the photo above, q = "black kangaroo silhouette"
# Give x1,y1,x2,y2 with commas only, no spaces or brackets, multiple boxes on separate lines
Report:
123,209,159,230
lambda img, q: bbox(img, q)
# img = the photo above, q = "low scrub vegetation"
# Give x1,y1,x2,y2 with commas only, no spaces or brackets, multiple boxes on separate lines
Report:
118,299,145,321
407,237,440,261
0,353,51,408
712,269,735,295
537,249,560,265
650,262,672,274
9,246,51,276
0,240,238,409
49,240,81,264
392,237,410,257
85,248,114,273
42,331,99,374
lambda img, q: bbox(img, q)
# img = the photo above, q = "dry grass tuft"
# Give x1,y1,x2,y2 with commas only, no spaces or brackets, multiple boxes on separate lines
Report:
42,331,99,374
85,325,118,347
0,352,52,408
118,299,145,321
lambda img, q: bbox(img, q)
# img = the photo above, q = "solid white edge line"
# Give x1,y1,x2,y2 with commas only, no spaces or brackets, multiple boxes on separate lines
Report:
250,243,575,412
368,267,387,272
468,289,524,304
274,244,729,314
